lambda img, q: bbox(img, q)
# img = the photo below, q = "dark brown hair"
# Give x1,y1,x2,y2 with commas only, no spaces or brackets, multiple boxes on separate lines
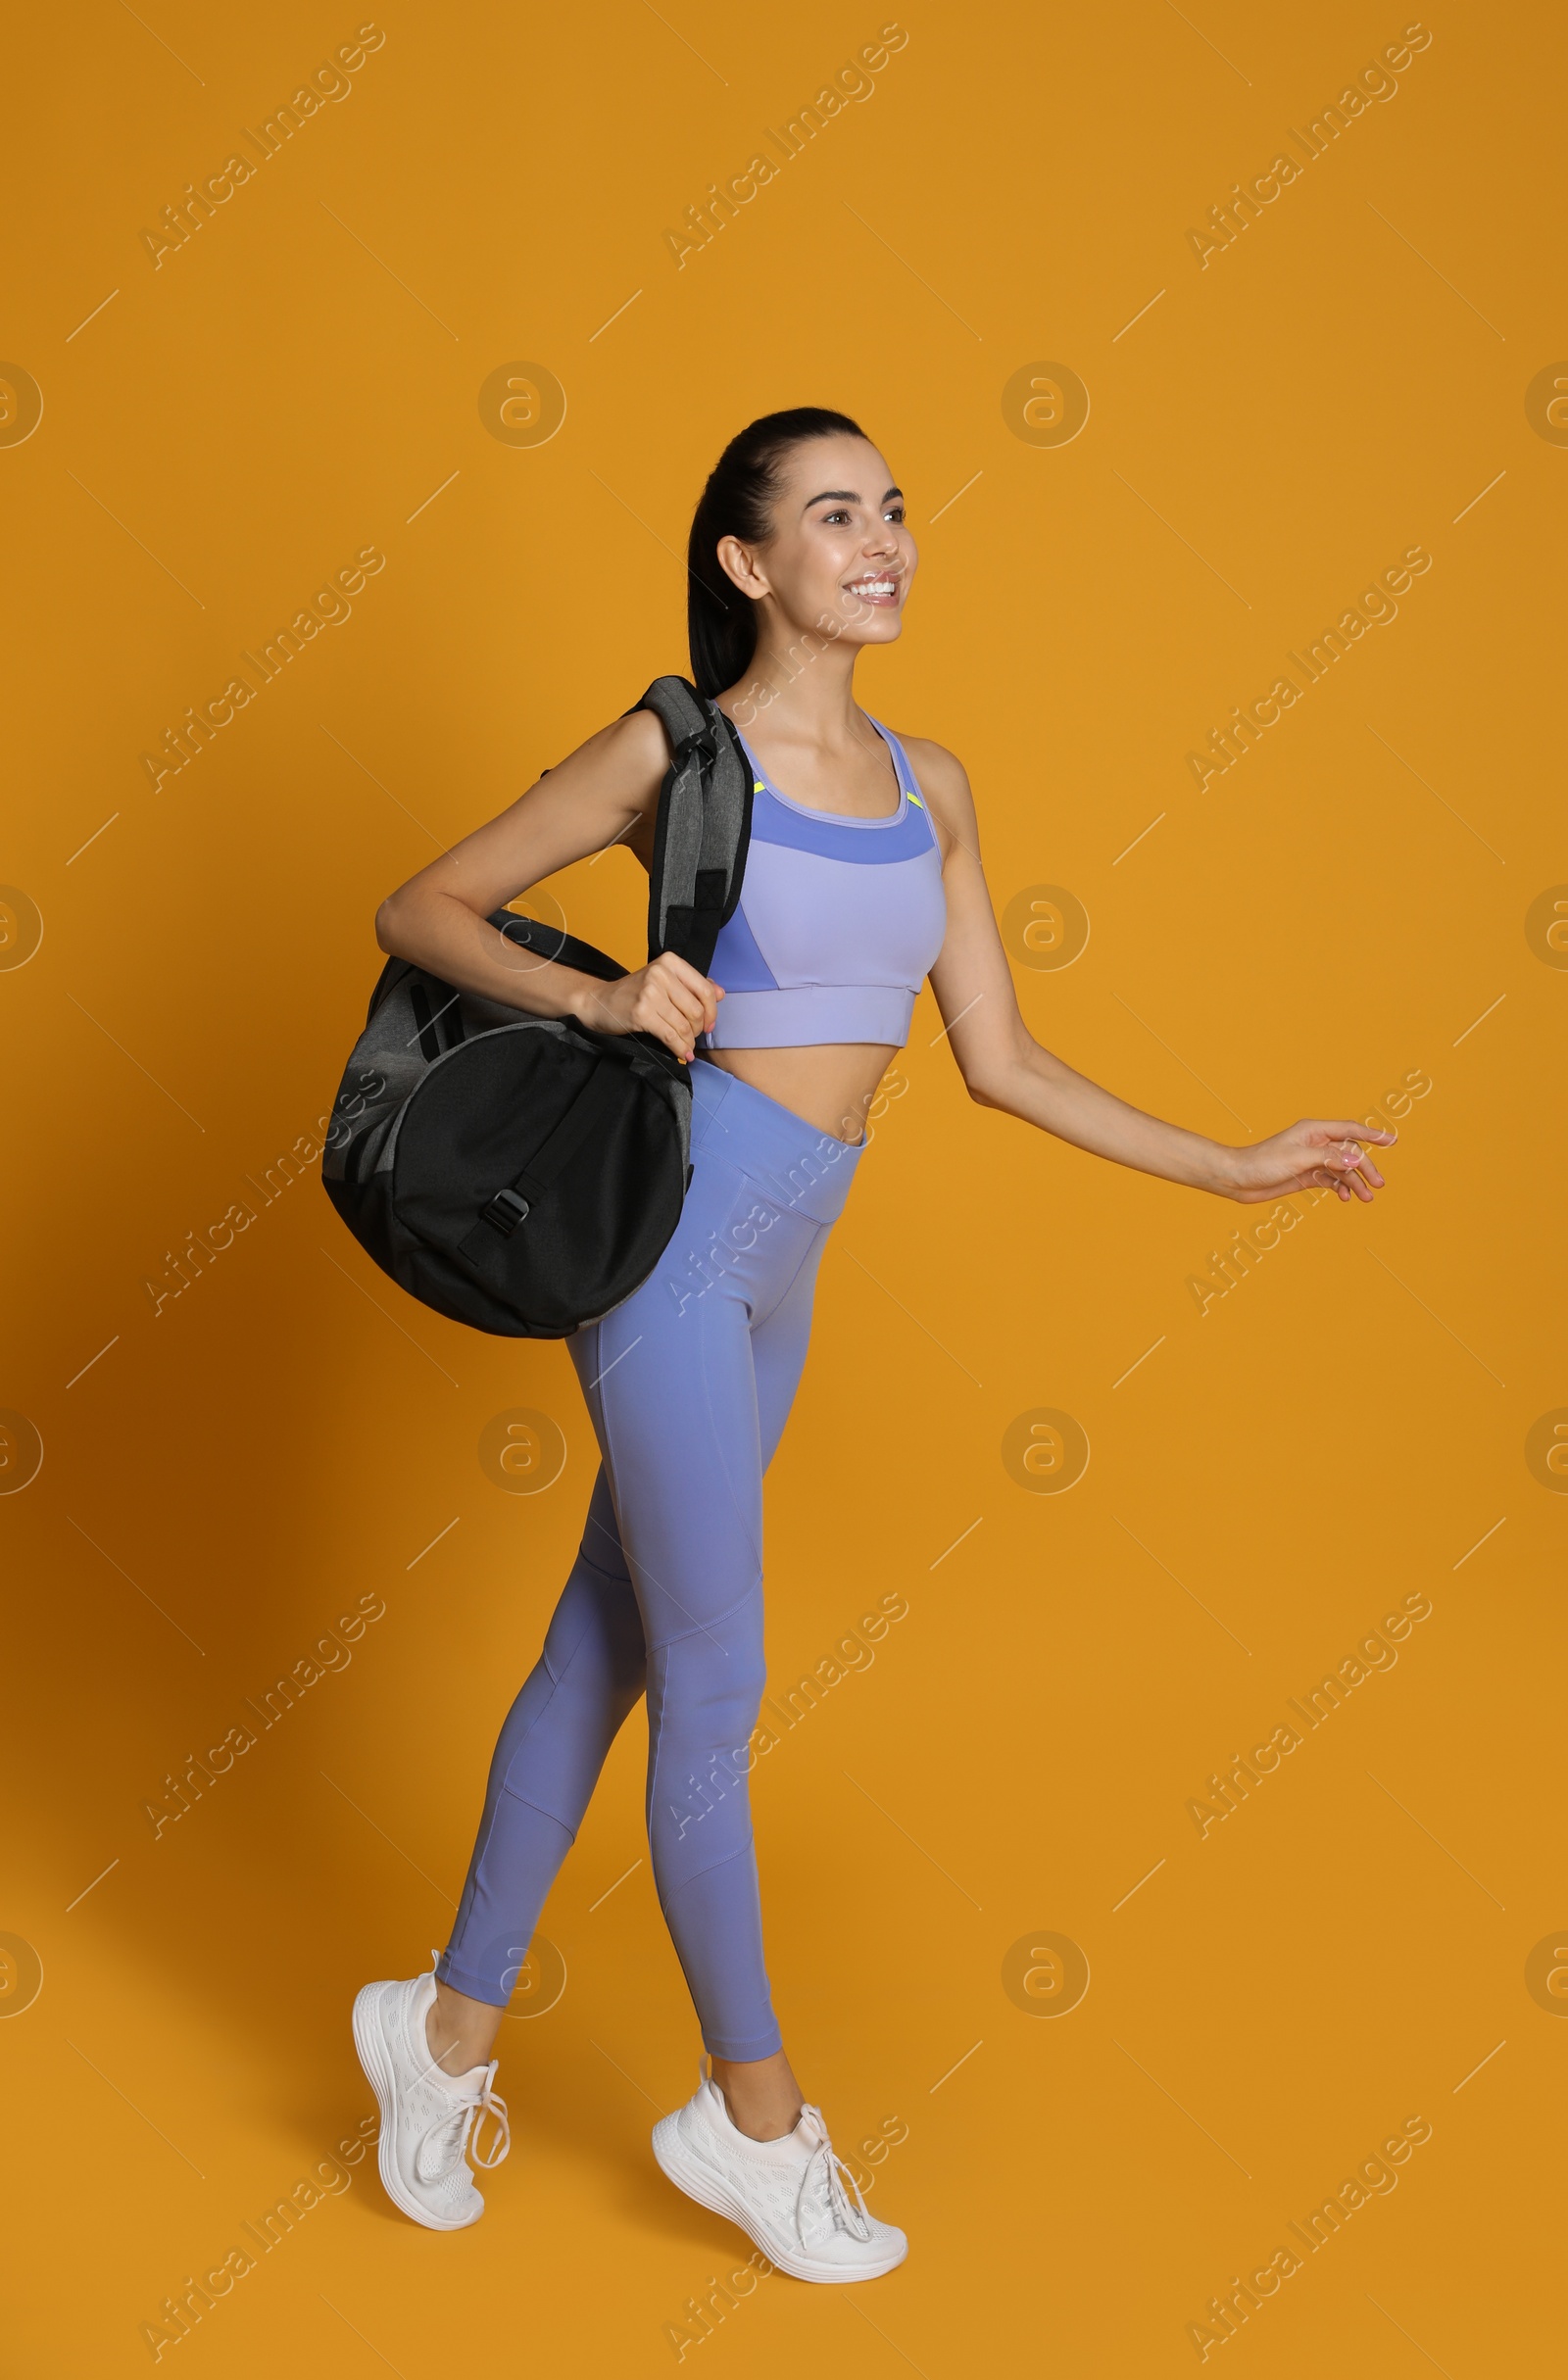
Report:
686,407,866,698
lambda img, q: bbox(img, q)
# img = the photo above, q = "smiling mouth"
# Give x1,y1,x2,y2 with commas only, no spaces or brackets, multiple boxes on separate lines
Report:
843,574,901,606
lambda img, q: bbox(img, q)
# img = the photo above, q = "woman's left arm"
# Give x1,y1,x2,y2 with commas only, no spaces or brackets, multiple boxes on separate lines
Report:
911,742,1394,1205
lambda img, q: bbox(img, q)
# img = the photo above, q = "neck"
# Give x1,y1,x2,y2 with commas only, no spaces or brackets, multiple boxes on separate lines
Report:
729,617,864,747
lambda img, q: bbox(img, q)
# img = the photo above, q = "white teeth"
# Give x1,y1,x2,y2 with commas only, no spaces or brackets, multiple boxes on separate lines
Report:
849,579,895,596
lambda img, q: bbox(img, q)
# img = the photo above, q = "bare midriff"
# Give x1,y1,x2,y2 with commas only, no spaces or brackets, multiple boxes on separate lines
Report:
700,1044,898,1144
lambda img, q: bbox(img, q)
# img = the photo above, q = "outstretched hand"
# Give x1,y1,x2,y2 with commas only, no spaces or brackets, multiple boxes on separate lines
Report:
1222,1120,1396,1205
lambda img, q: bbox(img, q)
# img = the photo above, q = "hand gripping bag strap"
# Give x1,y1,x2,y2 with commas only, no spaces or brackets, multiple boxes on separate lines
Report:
634,676,752,976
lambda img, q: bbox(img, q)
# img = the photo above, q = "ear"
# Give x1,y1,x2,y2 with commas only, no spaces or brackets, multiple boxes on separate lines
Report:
715,532,770,600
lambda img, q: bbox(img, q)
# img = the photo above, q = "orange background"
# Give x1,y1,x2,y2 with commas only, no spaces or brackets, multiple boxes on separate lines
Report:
4,2,1564,2371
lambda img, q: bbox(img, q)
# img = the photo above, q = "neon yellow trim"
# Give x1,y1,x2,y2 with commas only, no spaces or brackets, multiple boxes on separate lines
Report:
754,781,765,793
906,791,924,808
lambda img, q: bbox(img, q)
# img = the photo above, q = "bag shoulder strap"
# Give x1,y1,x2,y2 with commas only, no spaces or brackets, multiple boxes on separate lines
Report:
631,675,753,976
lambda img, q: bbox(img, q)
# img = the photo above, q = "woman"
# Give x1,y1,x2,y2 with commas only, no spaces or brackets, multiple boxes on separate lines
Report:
352,407,1393,2276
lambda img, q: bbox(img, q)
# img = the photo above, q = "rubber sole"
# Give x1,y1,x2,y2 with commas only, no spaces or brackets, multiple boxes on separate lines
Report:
352,1980,482,2232
651,2112,907,2284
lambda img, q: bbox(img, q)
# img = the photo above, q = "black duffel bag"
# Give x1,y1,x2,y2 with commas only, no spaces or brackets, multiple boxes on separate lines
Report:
321,677,752,1337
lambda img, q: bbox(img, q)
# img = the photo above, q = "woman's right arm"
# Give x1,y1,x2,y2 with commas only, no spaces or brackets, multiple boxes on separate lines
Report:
372,708,721,1063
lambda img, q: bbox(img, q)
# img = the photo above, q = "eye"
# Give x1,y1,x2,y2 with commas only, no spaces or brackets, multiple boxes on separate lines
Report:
821,509,853,526
884,505,906,524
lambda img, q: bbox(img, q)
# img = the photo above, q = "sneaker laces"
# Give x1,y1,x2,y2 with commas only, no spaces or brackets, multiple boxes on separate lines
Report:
793,2107,872,2245
420,2059,511,2179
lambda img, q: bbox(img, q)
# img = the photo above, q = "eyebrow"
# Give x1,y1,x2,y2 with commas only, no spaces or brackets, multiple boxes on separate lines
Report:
804,485,904,511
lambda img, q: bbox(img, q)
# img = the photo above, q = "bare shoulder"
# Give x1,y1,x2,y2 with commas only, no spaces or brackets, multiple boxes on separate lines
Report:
613,704,672,775
887,730,979,852
546,703,669,807
578,703,669,780
893,732,971,796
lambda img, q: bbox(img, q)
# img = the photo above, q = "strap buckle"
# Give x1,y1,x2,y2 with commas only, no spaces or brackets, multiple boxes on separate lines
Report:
481,1187,530,1238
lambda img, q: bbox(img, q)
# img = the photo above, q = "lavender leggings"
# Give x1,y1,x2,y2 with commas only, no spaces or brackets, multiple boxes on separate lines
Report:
437,1060,863,2060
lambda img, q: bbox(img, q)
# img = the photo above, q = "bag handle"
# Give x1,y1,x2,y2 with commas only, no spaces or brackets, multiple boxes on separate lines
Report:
488,909,627,983
630,676,753,976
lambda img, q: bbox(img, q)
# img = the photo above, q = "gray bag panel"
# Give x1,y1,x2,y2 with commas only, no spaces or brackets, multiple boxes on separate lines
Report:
635,678,752,966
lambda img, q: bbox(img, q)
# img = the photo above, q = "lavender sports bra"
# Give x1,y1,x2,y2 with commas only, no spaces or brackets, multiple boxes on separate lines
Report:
699,717,948,1051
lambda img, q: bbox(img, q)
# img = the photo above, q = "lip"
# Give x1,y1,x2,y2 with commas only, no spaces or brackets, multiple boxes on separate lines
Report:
841,572,903,609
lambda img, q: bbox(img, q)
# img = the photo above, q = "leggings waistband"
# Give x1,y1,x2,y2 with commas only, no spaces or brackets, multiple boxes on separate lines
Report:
689,1058,864,1227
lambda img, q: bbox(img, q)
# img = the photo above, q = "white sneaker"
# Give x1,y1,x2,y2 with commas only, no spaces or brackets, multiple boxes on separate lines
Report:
652,2069,907,2282
352,1972,510,2230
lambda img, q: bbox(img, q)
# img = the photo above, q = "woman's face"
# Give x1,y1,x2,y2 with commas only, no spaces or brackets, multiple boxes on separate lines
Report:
717,434,917,659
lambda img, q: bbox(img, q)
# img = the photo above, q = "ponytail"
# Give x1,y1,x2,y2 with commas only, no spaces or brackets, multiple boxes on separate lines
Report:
686,407,865,699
